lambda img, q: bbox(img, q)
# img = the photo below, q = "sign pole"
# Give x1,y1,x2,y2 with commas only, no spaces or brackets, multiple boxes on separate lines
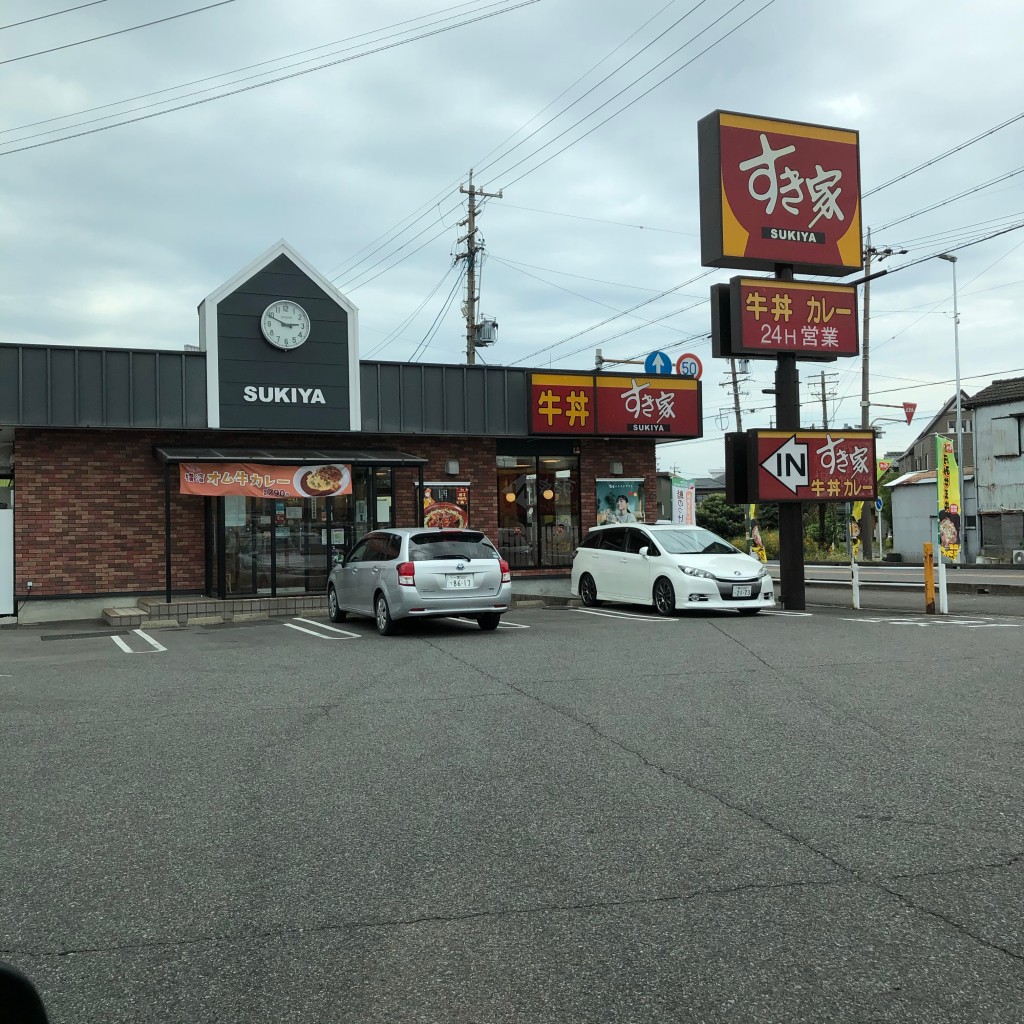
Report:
774,267,806,611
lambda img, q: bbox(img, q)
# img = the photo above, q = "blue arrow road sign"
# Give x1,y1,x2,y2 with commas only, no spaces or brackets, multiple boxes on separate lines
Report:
875,496,883,511
644,350,673,374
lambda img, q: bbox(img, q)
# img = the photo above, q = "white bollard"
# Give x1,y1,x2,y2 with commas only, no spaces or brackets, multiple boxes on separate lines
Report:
851,561,861,610
937,559,949,615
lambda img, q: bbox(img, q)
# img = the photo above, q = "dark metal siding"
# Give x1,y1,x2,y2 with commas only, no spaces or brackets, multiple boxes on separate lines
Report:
360,362,529,436
0,347,207,428
216,254,351,431
0,347,533,437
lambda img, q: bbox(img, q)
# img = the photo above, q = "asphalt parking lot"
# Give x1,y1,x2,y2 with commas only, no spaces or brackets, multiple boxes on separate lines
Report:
3,603,1023,1023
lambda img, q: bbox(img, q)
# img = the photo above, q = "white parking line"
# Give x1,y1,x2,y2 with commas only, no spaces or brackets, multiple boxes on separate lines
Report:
763,610,814,617
452,616,530,629
111,629,168,654
285,618,361,640
842,616,1019,629
573,608,676,622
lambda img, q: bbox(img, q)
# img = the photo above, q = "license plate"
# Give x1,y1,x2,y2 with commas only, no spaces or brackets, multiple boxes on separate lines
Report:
447,575,473,589
732,584,752,598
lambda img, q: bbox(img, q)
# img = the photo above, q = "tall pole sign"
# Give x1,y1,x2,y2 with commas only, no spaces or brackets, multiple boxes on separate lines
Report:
698,110,865,611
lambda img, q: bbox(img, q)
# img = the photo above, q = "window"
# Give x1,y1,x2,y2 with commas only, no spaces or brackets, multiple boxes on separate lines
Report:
599,528,628,552
409,531,498,561
625,529,657,555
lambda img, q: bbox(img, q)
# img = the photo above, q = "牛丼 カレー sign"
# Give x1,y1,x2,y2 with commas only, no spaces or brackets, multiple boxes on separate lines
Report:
751,430,877,502
698,110,862,276
714,277,859,359
530,373,702,437
180,462,353,498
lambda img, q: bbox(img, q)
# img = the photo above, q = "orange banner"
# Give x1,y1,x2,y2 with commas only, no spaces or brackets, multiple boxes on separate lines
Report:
179,462,352,498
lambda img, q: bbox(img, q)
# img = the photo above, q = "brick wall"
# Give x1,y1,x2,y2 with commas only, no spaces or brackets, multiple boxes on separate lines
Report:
12,429,657,598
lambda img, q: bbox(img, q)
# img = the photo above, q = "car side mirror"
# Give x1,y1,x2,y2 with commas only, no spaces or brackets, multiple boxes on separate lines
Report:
639,546,650,557
333,552,344,565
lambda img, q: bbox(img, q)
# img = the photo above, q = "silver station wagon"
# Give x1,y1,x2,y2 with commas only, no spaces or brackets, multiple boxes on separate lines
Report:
327,528,512,635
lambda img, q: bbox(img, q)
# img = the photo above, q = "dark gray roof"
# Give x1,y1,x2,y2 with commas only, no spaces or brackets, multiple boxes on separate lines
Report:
154,446,426,465
964,377,1024,409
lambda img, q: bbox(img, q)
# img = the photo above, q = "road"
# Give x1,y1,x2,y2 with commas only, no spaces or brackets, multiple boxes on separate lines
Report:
3,604,1023,1022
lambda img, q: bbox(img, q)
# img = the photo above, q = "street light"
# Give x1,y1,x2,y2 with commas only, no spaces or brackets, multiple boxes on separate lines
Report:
937,253,964,565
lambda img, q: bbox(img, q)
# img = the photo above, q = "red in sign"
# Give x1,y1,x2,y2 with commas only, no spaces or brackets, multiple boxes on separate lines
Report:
732,278,858,358
903,402,917,425
675,352,703,379
753,430,876,502
530,373,596,434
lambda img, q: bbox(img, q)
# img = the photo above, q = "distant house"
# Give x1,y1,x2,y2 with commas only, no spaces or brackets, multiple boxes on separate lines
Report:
886,469,977,564
964,377,1024,561
655,472,726,519
894,391,974,474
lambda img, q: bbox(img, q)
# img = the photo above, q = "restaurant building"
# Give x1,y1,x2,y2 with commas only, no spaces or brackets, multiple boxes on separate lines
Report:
0,242,702,620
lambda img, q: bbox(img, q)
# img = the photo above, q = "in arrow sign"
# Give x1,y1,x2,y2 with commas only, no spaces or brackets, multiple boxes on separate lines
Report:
761,435,809,495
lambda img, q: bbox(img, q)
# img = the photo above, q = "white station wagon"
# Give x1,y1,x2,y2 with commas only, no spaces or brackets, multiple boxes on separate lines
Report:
570,523,775,616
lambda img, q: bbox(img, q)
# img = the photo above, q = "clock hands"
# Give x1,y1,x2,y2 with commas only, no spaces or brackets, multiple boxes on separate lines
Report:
267,313,302,329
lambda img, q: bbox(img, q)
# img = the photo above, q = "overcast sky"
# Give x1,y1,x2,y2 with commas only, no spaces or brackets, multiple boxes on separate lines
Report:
3,0,1023,474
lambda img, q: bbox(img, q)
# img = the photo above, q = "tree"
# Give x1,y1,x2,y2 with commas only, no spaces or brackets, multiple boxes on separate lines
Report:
696,493,746,538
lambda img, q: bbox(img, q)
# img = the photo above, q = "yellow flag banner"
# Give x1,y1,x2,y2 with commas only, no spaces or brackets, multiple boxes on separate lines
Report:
747,504,767,562
850,500,864,558
936,435,962,560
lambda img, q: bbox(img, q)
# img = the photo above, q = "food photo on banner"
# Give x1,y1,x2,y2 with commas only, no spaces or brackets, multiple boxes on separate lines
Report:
595,479,645,524
420,483,471,529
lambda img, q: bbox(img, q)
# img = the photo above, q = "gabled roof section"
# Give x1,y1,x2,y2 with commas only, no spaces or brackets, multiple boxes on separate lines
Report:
895,390,970,461
198,239,358,318
964,376,1024,409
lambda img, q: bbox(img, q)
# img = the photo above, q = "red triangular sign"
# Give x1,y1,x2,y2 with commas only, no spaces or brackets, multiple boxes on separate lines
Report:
903,402,917,425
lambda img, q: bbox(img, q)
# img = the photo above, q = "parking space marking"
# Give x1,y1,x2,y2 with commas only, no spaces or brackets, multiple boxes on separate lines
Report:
452,616,530,629
111,629,168,654
842,616,1020,629
572,608,676,622
763,610,814,617
285,618,361,640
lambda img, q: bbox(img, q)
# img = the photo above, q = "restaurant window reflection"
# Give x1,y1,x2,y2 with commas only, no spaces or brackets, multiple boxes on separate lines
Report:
496,455,579,568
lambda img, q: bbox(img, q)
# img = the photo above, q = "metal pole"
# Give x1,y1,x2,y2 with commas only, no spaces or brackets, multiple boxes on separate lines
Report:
951,258,964,567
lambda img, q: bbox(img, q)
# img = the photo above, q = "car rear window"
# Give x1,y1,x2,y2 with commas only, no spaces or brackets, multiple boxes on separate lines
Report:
409,532,499,561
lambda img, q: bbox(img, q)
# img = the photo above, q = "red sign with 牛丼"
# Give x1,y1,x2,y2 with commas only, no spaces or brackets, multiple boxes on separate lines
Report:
529,373,702,438
751,430,876,503
698,111,862,277
732,278,858,358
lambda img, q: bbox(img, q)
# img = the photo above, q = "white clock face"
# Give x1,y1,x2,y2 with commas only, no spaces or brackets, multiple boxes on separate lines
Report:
261,300,311,350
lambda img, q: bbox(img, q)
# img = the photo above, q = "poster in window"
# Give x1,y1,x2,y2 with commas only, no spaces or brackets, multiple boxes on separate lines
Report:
595,479,645,525
419,482,471,528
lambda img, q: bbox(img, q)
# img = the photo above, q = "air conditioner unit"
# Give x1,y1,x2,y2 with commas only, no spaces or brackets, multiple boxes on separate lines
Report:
1013,549,1024,566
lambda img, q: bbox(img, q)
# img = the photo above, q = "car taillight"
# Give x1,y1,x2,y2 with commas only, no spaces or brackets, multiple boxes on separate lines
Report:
397,561,416,586
499,558,511,584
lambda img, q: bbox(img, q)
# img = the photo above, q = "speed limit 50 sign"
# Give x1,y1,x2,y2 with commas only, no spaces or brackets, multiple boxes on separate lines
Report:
675,353,703,379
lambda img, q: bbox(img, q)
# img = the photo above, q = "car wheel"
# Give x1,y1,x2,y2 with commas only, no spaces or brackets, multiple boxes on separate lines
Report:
327,585,347,623
738,608,761,616
477,613,501,631
652,577,676,616
374,591,397,635
579,573,601,607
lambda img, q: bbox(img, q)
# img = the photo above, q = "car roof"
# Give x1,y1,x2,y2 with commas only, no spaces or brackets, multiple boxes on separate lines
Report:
587,523,702,532
371,527,487,536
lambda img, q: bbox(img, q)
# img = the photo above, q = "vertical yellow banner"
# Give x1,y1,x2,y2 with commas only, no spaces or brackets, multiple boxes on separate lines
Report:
936,436,962,560
748,504,766,562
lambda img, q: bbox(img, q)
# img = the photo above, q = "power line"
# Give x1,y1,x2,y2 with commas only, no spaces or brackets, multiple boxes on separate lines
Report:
864,110,1024,198
1,0,519,138
0,0,239,65
409,263,466,362
497,201,696,235
0,0,111,30
0,0,541,155
498,0,776,190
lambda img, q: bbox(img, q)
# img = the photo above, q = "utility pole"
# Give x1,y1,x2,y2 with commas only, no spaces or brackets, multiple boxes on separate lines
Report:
721,358,749,431
457,169,502,365
859,230,906,559
810,370,838,545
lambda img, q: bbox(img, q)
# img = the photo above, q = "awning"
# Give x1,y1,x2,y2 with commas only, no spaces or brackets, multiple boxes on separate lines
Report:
154,446,427,466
